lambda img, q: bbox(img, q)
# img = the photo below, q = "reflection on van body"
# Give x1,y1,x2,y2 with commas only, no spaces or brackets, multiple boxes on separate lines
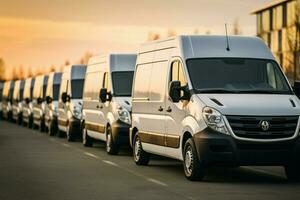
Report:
2,80,15,120
22,77,35,128
32,75,49,131
130,35,300,181
12,80,25,124
44,72,62,136
57,65,87,140
82,54,136,154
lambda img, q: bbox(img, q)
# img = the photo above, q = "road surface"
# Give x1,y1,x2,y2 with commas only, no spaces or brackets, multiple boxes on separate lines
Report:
0,121,299,200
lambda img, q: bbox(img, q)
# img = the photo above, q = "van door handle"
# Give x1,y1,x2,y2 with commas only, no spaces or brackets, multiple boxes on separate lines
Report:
158,106,163,112
166,106,172,113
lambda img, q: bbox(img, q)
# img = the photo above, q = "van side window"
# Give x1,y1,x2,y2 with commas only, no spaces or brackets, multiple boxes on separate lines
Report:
170,61,187,85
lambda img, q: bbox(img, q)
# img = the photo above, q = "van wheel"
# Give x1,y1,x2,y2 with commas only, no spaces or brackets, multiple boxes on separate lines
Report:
133,133,149,165
83,128,93,147
48,120,57,136
284,160,300,182
106,126,119,155
28,117,33,129
39,119,45,132
183,138,205,181
66,123,75,142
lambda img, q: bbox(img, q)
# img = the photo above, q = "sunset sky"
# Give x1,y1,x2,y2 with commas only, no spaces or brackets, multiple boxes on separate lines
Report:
0,0,272,78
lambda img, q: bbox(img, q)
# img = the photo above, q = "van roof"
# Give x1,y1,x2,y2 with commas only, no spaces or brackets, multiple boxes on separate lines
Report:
137,35,275,63
87,54,137,73
64,65,87,80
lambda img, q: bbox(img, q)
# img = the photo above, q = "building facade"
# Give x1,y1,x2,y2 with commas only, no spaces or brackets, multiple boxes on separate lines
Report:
252,0,300,82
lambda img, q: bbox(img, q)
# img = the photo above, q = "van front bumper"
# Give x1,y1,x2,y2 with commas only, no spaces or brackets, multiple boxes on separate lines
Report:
111,120,130,145
69,117,83,136
193,128,300,166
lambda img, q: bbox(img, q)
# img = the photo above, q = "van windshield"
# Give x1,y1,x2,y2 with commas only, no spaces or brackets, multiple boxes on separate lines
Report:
53,84,60,100
71,79,84,99
112,71,134,96
186,58,292,94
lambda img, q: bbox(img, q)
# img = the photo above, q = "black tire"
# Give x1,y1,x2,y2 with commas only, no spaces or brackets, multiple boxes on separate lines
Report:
133,133,149,165
39,118,46,132
183,138,205,181
285,160,300,182
66,123,75,142
17,114,22,125
106,126,119,155
48,120,57,136
83,128,93,147
28,117,33,129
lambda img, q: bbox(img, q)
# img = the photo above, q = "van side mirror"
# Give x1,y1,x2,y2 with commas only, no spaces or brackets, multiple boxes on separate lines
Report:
169,81,181,103
61,92,70,103
99,88,111,103
46,96,52,104
25,98,30,104
293,81,300,98
37,97,43,104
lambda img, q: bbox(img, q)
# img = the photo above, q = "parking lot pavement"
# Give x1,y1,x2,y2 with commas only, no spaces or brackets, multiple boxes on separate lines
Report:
0,121,299,200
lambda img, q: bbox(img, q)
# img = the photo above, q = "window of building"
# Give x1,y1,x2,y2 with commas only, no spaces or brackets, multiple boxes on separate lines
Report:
278,30,282,52
276,5,283,29
267,32,271,47
283,3,287,27
257,13,262,34
262,10,270,32
269,9,273,31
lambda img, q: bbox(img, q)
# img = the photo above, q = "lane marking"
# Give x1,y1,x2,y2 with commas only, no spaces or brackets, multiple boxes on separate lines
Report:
84,152,99,159
61,143,71,148
102,160,119,167
242,166,284,178
147,178,168,187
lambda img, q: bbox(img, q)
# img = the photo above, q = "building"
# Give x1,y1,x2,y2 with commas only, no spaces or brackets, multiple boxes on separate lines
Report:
251,0,300,82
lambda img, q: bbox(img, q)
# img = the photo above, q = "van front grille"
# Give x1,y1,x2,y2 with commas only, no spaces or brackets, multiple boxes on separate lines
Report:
226,115,299,140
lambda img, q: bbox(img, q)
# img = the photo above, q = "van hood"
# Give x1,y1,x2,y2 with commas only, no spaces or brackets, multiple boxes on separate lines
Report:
114,97,132,111
197,94,300,116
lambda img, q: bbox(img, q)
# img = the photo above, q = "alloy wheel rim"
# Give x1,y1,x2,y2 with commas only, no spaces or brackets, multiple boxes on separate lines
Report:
185,146,193,175
106,130,111,152
134,138,141,161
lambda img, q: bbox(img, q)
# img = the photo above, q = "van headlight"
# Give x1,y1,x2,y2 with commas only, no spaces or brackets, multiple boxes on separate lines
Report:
117,106,131,124
53,107,58,116
202,107,229,135
72,106,82,120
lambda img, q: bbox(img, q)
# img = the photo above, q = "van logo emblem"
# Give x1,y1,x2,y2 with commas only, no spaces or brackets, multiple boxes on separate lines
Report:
260,120,270,131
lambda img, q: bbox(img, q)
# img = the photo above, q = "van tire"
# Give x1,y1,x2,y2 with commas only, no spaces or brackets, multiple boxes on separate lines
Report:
284,161,300,182
39,119,46,132
183,138,205,181
106,125,119,155
133,133,149,165
83,128,93,147
28,117,33,129
66,123,75,142
48,120,57,136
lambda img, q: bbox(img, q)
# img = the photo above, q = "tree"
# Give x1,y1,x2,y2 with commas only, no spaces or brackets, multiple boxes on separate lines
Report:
0,58,5,81
18,65,25,79
147,32,161,41
232,18,242,35
167,29,176,37
78,52,93,65
287,1,300,82
12,67,18,80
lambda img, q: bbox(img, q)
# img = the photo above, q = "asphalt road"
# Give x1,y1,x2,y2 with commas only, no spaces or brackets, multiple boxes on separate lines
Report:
0,121,300,200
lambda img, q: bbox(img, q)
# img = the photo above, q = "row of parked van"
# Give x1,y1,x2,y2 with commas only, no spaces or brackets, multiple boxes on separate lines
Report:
1,35,300,181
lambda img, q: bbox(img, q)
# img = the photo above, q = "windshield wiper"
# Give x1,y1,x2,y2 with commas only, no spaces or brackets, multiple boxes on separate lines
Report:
238,90,290,94
197,89,241,94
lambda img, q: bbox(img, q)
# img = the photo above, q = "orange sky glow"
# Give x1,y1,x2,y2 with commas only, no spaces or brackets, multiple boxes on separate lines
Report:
0,0,272,80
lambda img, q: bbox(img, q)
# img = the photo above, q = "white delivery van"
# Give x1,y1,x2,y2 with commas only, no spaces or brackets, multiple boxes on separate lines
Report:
130,35,300,181
32,75,49,131
12,80,25,124
2,80,15,121
23,77,35,128
45,72,62,136
82,54,136,154
0,81,3,119
58,65,87,141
